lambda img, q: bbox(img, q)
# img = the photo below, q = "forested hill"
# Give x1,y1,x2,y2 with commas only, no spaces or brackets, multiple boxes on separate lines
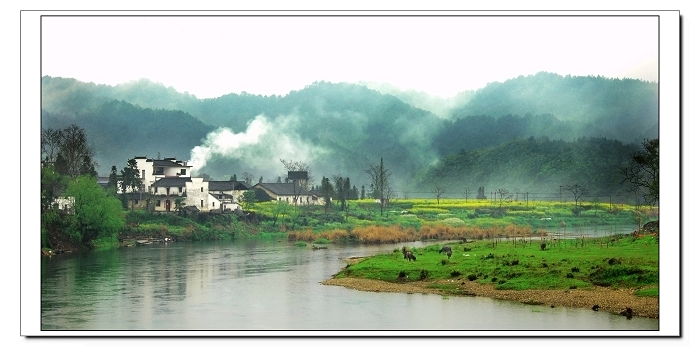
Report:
408,136,641,199
447,72,658,146
41,74,657,194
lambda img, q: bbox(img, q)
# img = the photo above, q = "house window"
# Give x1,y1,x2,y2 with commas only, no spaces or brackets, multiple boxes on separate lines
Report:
212,202,215,207
179,187,183,193
141,170,145,179
134,199,139,205
156,200,161,207
200,200,204,207
181,168,186,175
200,187,203,192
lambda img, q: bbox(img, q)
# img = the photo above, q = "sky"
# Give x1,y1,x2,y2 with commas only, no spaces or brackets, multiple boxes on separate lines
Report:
40,15,659,99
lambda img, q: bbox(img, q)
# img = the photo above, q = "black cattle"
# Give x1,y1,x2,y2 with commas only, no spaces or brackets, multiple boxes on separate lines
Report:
439,245,453,259
402,247,416,261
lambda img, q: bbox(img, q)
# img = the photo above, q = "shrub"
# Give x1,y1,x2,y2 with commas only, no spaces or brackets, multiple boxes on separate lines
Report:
467,274,478,281
450,270,461,277
398,271,407,279
441,259,448,265
419,269,429,280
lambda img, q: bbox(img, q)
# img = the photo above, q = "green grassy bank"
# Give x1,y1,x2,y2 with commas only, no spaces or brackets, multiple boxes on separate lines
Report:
332,233,659,297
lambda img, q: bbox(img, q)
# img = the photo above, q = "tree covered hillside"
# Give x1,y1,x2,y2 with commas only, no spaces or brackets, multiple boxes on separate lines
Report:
448,72,658,145
408,136,641,201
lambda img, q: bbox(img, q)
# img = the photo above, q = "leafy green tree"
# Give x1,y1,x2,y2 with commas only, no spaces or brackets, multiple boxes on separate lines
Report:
241,190,257,210
64,175,125,247
41,165,66,214
620,138,659,206
174,197,186,215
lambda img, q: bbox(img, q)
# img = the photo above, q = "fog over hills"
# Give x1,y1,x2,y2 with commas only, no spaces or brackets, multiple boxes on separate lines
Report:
41,72,658,199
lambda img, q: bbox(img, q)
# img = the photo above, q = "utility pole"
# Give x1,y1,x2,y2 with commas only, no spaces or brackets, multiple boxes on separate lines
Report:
559,185,563,203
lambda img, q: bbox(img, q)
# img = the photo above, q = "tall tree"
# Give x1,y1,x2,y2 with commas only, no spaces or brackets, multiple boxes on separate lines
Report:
620,138,659,206
366,157,392,217
107,165,119,196
54,124,97,178
120,158,141,210
320,176,334,212
333,175,347,211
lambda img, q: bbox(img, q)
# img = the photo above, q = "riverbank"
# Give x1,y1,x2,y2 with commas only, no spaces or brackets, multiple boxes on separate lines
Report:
322,276,659,319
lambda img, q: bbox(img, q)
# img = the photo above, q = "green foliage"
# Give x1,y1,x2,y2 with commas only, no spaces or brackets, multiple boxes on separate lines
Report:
64,175,126,246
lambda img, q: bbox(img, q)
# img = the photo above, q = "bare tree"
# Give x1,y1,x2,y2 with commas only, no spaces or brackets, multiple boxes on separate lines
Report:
431,184,446,204
365,157,392,217
41,127,62,165
463,187,469,203
280,159,314,190
620,138,659,206
496,188,512,208
45,124,97,178
564,184,588,213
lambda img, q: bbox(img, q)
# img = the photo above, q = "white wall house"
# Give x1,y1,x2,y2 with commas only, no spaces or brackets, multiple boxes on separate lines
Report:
118,156,248,213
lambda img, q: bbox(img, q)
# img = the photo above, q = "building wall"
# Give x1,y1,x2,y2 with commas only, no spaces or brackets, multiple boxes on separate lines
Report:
186,178,209,210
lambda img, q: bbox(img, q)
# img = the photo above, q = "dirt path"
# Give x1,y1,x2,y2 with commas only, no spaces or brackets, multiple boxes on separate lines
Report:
321,277,659,319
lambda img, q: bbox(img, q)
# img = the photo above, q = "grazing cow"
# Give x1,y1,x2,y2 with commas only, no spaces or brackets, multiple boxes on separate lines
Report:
439,245,453,259
402,247,416,261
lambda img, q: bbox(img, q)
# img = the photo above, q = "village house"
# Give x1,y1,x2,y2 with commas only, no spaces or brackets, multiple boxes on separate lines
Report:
252,182,319,206
113,156,327,212
117,156,245,213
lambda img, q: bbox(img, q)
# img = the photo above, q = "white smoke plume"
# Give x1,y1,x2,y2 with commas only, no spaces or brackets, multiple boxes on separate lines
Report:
189,114,327,177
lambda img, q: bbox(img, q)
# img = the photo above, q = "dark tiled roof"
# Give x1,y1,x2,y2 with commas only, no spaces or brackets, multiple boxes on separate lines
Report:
152,159,186,167
153,177,192,187
254,183,315,196
208,181,236,191
209,181,252,191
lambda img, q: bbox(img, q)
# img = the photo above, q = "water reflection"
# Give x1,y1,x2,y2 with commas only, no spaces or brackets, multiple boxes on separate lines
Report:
41,236,658,331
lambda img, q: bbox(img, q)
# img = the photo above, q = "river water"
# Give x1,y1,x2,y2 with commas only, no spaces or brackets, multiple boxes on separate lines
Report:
40,234,658,334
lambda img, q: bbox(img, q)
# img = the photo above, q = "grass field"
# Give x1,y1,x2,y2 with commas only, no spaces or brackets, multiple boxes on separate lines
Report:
333,233,659,296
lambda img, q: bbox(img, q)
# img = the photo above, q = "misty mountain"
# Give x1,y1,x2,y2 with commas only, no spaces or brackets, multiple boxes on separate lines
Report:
41,100,215,173
447,72,658,145
41,73,658,198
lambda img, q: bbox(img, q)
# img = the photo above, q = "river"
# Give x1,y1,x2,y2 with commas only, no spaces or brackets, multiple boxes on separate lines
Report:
40,234,658,334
